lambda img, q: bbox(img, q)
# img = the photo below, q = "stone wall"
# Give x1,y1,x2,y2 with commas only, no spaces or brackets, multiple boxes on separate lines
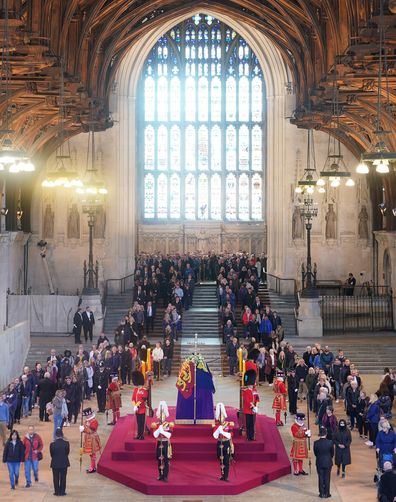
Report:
0,321,30,389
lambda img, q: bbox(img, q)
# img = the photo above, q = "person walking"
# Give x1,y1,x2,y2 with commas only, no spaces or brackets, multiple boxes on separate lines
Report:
376,420,396,468
333,419,352,478
50,428,70,496
37,372,56,422
2,430,25,490
313,426,334,499
23,425,43,487
0,394,10,446
52,390,68,439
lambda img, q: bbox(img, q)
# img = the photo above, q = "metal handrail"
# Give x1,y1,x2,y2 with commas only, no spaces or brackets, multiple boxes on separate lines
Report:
102,272,136,308
266,272,298,296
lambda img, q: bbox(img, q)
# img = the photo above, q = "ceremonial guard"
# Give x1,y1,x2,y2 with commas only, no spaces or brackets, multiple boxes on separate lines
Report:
151,401,174,482
131,370,148,440
212,402,234,481
79,407,101,473
242,369,259,440
106,374,122,425
290,412,311,476
272,371,287,426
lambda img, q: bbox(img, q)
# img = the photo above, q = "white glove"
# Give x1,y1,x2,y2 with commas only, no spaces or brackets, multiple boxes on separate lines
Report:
218,425,224,433
295,389,298,393
79,425,84,433
98,386,102,390
133,406,138,414
305,429,311,437
158,424,164,434
253,406,258,414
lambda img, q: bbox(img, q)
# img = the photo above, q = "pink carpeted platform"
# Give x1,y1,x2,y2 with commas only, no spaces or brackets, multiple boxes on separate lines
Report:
97,407,291,495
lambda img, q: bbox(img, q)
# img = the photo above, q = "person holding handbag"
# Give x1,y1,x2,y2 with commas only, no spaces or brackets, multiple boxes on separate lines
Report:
23,425,43,487
3,430,25,490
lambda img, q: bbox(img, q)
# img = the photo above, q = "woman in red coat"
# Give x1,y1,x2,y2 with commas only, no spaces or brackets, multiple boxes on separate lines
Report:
23,425,43,487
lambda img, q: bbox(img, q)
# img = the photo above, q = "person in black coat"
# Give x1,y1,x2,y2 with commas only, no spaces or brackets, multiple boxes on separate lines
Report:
73,308,83,344
36,373,56,422
50,428,70,496
3,430,25,489
313,426,334,499
82,307,95,342
333,419,352,478
287,368,298,415
378,461,396,502
94,362,109,412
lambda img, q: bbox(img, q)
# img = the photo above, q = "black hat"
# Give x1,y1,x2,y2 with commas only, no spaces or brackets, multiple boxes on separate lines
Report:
248,348,260,362
132,370,145,386
64,350,72,357
109,372,118,380
82,407,95,419
296,412,305,420
276,370,285,378
243,369,257,386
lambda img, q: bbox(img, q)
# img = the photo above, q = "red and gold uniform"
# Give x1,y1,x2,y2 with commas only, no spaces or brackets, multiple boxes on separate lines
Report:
290,413,310,475
272,376,287,426
80,408,101,473
106,378,122,424
132,379,148,439
151,417,174,481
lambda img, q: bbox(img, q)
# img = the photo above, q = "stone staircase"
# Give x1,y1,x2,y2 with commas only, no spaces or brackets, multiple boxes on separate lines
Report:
181,282,223,374
289,338,396,374
266,288,297,337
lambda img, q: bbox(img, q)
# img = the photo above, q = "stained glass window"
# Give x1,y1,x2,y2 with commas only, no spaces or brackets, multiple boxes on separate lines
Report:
252,174,262,220
157,174,168,218
140,14,264,220
211,174,221,219
239,173,250,220
170,173,180,218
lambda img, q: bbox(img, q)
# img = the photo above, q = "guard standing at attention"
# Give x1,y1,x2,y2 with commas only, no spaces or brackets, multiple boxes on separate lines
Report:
151,401,174,482
272,371,287,426
212,402,234,481
242,369,259,441
131,370,148,440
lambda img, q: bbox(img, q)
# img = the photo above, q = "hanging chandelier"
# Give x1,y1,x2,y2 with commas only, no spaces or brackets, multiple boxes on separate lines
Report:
317,66,354,188
0,0,35,173
75,120,108,202
295,129,325,194
356,0,396,175
41,59,82,188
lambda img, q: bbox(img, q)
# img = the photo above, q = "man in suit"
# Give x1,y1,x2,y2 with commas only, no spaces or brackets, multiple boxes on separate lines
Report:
50,428,70,496
73,308,83,344
82,306,95,342
313,426,334,498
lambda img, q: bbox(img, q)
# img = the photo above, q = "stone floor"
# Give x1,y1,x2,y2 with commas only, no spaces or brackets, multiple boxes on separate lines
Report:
0,368,386,502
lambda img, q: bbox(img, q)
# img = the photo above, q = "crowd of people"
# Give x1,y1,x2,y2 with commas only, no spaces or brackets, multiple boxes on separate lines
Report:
0,251,395,499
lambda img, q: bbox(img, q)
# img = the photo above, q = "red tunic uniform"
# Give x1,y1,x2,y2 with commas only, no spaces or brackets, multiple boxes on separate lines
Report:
272,379,287,411
107,381,122,412
82,418,101,454
290,423,309,459
132,386,148,414
242,388,255,414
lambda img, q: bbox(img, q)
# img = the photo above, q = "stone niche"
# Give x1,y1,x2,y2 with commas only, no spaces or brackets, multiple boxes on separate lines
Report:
138,222,267,255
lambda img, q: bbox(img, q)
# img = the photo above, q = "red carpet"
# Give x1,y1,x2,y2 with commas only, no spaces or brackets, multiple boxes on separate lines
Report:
97,407,291,495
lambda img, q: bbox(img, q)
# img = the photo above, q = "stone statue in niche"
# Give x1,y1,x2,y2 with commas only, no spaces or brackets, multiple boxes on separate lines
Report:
67,204,80,239
94,206,106,239
43,204,54,239
325,203,336,239
358,205,369,239
292,205,304,239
